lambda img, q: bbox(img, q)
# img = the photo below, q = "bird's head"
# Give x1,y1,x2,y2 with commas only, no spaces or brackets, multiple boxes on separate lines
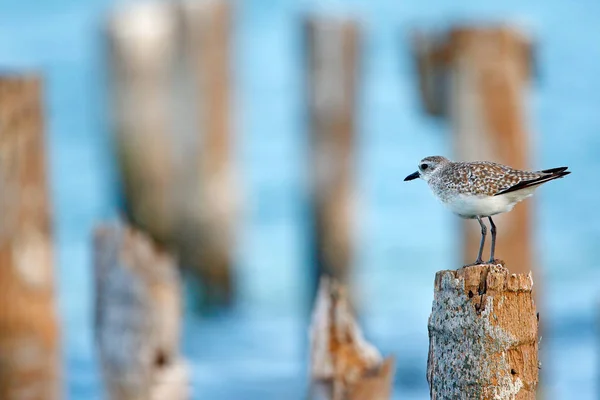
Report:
404,156,450,183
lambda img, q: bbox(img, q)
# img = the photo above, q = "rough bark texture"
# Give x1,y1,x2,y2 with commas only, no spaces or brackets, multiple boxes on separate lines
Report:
306,18,360,300
309,277,394,400
0,76,61,400
427,263,539,399
178,0,238,308
412,26,535,277
94,220,188,400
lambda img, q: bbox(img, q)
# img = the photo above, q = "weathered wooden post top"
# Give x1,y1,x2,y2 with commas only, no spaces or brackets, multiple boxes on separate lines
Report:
427,263,539,399
309,277,395,400
94,220,189,400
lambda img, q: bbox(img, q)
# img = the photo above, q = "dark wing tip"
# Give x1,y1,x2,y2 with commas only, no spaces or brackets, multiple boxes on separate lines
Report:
494,169,570,196
540,166,569,174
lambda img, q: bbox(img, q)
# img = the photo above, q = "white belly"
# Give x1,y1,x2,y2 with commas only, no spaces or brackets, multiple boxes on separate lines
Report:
443,191,533,218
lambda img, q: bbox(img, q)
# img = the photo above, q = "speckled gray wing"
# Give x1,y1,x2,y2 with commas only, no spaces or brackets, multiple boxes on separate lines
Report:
493,166,570,195
444,162,570,196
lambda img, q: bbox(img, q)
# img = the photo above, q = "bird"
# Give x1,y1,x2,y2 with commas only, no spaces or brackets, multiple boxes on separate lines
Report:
404,156,570,265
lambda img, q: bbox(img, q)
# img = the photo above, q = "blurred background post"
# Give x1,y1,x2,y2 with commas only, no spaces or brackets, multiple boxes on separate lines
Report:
308,277,395,400
0,75,61,399
179,0,238,310
107,0,238,311
412,25,536,279
107,1,179,246
305,16,360,303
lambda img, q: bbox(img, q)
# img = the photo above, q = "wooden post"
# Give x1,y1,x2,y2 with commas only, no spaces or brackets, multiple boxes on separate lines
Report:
412,26,535,275
427,264,539,399
309,277,395,400
306,17,360,299
94,220,188,400
178,0,238,308
0,75,61,400
107,1,179,246
107,1,237,309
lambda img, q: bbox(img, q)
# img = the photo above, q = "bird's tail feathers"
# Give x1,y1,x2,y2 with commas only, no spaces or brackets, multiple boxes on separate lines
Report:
494,167,570,196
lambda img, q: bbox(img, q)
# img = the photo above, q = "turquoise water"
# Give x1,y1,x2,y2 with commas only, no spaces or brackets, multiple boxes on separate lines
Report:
1,0,599,398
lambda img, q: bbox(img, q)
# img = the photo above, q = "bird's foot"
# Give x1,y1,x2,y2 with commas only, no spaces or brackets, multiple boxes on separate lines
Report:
464,259,484,267
487,258,505,267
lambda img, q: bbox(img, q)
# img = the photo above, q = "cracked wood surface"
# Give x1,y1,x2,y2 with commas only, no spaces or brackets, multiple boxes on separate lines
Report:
427,263,539,399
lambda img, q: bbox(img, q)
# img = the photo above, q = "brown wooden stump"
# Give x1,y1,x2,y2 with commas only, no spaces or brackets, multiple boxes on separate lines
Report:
306,17,360,300
309,277,395,400
94,220,188,400
427,263,539,399
413,26,535,276
0,75,61,400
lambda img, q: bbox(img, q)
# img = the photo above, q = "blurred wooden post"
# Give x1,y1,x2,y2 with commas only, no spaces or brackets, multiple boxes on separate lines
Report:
107,1,179,245
0,76,61,400
94,220,188,400
306,17,360,299
108,1,237,309
309,277,394,400
178,0,237,308
412,26,535,275
427,264,539,398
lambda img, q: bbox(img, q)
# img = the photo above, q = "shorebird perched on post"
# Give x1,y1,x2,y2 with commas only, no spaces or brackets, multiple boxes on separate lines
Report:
404,156,570,265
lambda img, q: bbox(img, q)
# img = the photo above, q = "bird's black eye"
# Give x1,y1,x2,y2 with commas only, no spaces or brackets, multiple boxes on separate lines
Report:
420,163,428,170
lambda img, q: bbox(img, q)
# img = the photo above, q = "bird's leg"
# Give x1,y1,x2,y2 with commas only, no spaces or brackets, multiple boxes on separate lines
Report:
466,216,486,265
488,216,497,264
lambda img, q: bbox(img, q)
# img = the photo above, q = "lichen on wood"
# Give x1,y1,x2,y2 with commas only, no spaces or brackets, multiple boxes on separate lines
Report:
309,277,394,400
427,263,538,399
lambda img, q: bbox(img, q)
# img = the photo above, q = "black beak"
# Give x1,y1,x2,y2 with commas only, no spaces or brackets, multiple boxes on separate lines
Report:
404,171,420,181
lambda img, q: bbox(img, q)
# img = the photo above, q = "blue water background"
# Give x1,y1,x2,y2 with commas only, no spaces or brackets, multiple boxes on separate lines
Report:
1,0,600,398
